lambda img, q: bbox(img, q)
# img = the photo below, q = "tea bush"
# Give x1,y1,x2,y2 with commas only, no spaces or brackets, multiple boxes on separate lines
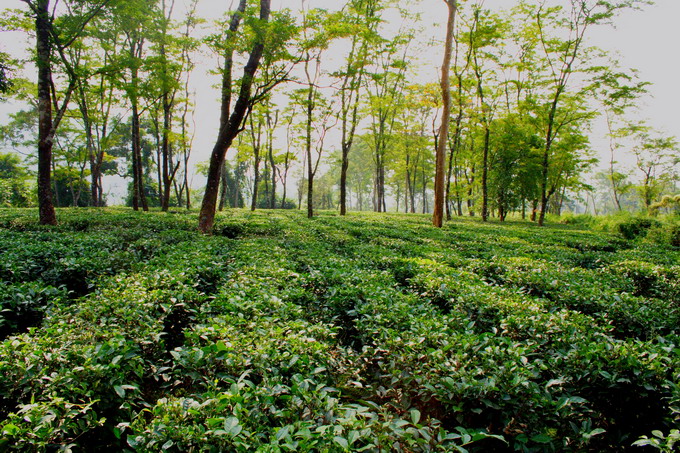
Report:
0,208,678,451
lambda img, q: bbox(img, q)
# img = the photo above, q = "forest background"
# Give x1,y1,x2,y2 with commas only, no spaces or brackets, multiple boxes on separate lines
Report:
0,0,678,224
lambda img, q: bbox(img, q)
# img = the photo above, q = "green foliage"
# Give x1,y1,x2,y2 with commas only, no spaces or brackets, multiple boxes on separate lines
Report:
0,179,34,208
0,52,12,95
617,216,661,240
0,153,34,208
0,208,678,451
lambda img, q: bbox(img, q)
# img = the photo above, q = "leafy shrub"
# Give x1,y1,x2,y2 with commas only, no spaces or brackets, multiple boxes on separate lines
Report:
559,213,595,226
0,282,69,339
617,217,662,240
0,398,105,451
645,221,680,247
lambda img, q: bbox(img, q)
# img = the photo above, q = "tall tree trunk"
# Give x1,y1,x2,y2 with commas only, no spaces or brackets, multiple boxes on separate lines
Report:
36,0,57,225
305,87,314,219
76,83,99,207
481,126,490,222
340,144,350,215
251,150,260,211
422,166,428,214
219,161,228,211
198,0,269,233
250,117,263,211
466,165,475,216
161,93,174,211
267,111,278,209
129,35,148,212
280,153,290,209
131,99,147,211
433,0,457,227
538,85,563,226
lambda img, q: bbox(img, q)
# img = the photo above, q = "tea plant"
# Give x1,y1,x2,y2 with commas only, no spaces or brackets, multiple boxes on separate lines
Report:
0,208,678,451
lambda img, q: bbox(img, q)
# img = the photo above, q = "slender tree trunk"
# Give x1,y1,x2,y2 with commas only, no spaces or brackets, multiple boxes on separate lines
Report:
422,166,428,214
250,117,263,211
445,139,456,221
281,155,290,209
251,151,260,211
131,102,141,210
161,94,173,211
128,35,148,212
219,162,228,211
538,87,562,226
481,126,490,222
466,165,475,216
305,87,314,219
131,100,147,211
198,0,269,233
267,111,278,209
76,86,99,207
36,0,57,225
433,0,457,227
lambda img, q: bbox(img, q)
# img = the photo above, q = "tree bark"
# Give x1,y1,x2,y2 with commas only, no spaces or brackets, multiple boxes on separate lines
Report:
198,0,269,233
433,0,457,227
250,118,262,211
35,0,57,225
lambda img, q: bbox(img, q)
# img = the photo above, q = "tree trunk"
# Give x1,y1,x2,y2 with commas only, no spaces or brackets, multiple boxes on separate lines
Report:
481,126,490,222
198,0,269,233
250,117,263,211
267,111,278,209
131,99,147,211
161,93,173,211
433,0,457,227
219,161,228,211
340,144,350,215
36,0,57,225
305,86,314,219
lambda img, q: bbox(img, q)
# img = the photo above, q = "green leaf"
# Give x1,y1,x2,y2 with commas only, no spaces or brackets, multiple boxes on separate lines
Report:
348,430,360,445
334,436,349,449
276,425,290,441
531,434,553,444
113,385,125,398
224,417,242,436
2,423,19,436
410,409,421,425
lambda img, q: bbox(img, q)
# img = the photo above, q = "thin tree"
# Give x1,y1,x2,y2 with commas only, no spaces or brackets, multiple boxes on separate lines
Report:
20,0,112,224
198,0,271,233
433,0,457,228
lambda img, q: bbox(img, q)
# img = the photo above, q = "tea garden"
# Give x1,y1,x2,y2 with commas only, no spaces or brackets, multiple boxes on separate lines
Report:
0,209,678,451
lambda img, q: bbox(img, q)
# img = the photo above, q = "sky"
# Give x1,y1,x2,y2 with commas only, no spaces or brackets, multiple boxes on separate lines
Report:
0,0,678,204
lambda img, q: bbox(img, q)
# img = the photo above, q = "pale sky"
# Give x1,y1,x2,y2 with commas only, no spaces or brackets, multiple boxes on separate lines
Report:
0,0,678,203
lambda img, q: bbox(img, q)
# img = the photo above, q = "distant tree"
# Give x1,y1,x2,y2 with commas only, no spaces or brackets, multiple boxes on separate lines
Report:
592,65,649,211
467,6,506,222
527,0,650,225
364,23,412,213
335,0,378,216
0,53,13,95
199,0,295,233
18,0,114,224
633,132,679,211
295,6,339,218
0,152,33,207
